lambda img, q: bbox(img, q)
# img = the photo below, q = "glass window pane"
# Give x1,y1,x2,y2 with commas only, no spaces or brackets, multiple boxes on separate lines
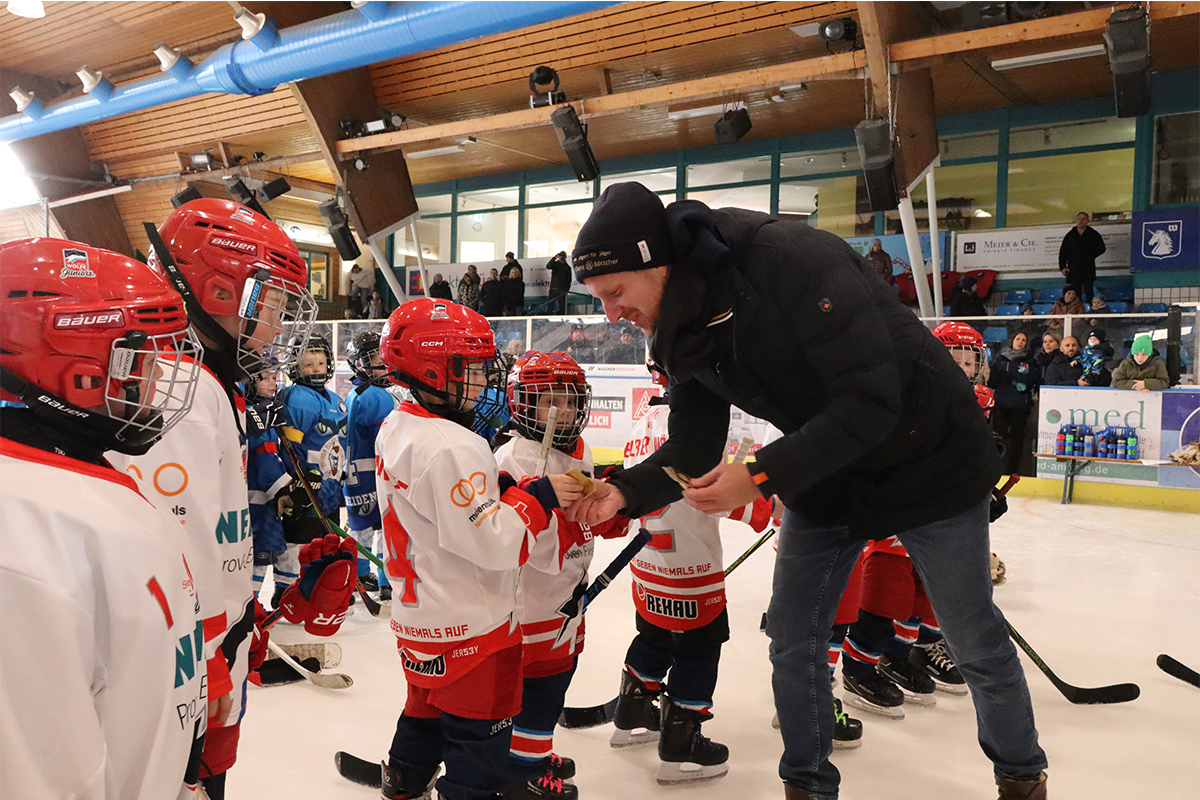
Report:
687,185,770,213
1007,149,1135,226
686,157,772,187
600,166,677,194
395,218,450,265
458,210,517,262
525,202,593,261
939,131,999,160
528,317,620,364
527,178,593,205
1152,111,1200,205
780,148,860,179
887,162,999,233
779,175,871,237
459,186,520,211
417,193,452,214
1010,117,1136,153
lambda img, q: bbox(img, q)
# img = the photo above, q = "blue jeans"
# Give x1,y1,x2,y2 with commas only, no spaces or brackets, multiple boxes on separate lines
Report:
767,497,1046,798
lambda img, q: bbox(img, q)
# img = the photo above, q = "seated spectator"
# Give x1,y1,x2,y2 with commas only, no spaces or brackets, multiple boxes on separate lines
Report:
479,268,504,316
1048,286,1086,329
1079,329,1115,387
1112,335,1170,393
427,272,453,301
565,324,594,363
1008,304,1041,339
948,274,987,332
1034,329,1061,377
1087,295,1112,328
606,327,639,364
1042,336,1085,386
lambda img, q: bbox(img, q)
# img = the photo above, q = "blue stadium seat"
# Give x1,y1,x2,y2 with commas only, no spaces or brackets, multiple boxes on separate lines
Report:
1138,302,1169,314
996,304,1021,316
1004,289,1032,304
1036,288,1061,303
983,327,1010,343
1032,303,1054,315
1107,301,1131,313
1104,285,1135,302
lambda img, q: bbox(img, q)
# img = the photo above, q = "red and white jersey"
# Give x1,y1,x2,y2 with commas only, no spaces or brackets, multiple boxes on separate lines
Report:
376,403,551,670
112,361,254,726
0,439,205,800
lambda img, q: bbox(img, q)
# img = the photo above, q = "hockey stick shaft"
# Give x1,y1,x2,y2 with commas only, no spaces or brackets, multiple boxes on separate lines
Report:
1006,621,1139,704
997,474,1020,497
581,527,653,611
535,405,560,477
724,527,776,577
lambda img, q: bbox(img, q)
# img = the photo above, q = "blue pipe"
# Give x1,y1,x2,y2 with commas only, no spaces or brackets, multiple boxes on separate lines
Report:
0,1,617,142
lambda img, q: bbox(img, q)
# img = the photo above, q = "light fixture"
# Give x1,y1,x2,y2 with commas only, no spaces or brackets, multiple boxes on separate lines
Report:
529,65,566,109
973,209,993,218
6,0,45,18
188,151,213,168
818,18,857,44
75,66,105,94
8,87,34,113
405,139,474,160
154,43,182,71
769,83,808,103
235,8,267,39
666,103,730,121
991,45,1107,71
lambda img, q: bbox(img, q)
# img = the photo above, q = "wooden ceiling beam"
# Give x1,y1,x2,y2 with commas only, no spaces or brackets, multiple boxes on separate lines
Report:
337,50,868,155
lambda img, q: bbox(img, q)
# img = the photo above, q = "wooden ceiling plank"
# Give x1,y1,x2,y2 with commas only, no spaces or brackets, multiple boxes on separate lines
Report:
857,3,892,120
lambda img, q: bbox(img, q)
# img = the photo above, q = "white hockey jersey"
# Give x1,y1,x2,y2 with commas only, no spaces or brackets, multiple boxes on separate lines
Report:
112,360,254,726
376,402,551,677
0,439,206,800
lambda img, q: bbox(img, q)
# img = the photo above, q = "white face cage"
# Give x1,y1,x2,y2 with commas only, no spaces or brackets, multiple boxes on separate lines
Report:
950,344,986,382
238,272,318,381
513,379,591,449
106,326,205,446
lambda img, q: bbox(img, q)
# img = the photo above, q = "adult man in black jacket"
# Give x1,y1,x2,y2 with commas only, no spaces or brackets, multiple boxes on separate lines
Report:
1058,212,1106,304
546,250,572,314
565,183,1048,800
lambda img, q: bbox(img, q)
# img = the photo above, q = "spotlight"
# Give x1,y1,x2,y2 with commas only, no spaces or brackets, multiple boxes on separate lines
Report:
172,186,203,208
257,177,291,202
1104,5,1151,118
318,199,362,260
226,178,270,218
550,105,598,182
339,117,366,139
714,108,752,144
75,66,104,94
363,108,405,135
530,65,567,109
252,151,266,161
818,18,857,44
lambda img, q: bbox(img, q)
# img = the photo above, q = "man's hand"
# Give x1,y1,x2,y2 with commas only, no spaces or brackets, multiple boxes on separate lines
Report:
547,474,584,507
207,692,233,726
562,480,625,526
1133,379,1148,392
683,462,762,515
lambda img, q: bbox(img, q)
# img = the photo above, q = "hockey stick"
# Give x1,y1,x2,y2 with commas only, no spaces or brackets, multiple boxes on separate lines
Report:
1006,621,1139,704
266,639,353,689
723,527,776,577
1157,654,1200,688
535,405,561,478
552,528,653,650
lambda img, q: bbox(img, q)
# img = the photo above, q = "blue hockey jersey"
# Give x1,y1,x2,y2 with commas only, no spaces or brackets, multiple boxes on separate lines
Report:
246,416,289,555
279,383,347,516
344,380,397,532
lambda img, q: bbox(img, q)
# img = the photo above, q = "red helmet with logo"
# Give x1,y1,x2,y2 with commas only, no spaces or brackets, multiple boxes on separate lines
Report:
508,351,591,449
153,198,316,379
933,320,986,381
0,238,204,454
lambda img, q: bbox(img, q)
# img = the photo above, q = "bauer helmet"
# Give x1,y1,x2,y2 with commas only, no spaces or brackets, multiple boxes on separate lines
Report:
346,329,385,384
932,320,986,381
507,351,591,450
0,238,204,455
288,334,333,388
379,298,506,425
150,198,317,380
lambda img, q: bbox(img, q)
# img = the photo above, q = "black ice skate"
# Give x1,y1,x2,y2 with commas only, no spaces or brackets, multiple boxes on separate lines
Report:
832,697,863,750
380,761,438,800
910,640,969,695
655,699,729,786
609,670,661,748
843,671,905,719
379,585,393,602
361,573,379,592
548,753,575,781
877,654,937,706
502,766,579,800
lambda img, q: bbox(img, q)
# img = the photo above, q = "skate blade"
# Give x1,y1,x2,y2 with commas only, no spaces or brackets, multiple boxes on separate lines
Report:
898,689,937,707
833,737,863,751
609,728,659,748
932,681,969,696
655,761,729,785
843,693,905,719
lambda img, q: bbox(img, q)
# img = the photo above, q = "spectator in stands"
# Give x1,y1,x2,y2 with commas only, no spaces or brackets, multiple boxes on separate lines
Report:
864,239,894,282
458,264,481,312
606,326,639,364
546,250,572,314
949,274,988,332
427,273,453,301
1048,287,1086,329
346,263,375,314
479,268,504,316
365,290,385,319
1058,212,1105,304
989,330,1038,474
565,323,594,363
1079,329,1114,387
1086,295,1111,327
1042,336,1085,386
1112,335,1170,393
1008,304,1040,339
1034,329,1061,378
500,252,525,316
502,337,526,370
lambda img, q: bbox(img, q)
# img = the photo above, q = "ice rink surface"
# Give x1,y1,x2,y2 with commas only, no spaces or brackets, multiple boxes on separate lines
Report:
233,496,1199,799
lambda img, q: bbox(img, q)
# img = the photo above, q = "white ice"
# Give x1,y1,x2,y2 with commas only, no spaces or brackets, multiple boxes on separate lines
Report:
233,496,1200,799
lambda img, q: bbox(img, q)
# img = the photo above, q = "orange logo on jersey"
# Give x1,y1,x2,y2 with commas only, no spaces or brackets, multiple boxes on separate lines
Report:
450,472,487,507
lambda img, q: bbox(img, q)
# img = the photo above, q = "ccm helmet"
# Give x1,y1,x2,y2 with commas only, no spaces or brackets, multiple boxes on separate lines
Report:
379,298,506,425
932,320,986,381
507,351,591,450
346,329,385,384
0,238,204,455
287,334,333,388
151,198,317,380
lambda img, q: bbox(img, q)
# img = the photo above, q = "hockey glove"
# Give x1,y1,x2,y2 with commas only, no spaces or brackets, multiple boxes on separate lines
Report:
518,475,560,514
279,534,358,636
245,396,283,437
283,469,323,515
989,489,1009,523
248,599,271,673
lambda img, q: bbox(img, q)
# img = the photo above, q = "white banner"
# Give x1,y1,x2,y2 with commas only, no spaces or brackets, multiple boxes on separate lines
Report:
1036,386,1163,461
953,223,1131,278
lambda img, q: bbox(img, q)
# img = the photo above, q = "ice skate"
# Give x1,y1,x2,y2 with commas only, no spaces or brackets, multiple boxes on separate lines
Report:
379,585,393,602
502,766,578,799
910,639,969,695
548,753,575,781
843,671,905,719
380,761,438,800
832,697,863,750
360,572,379,592
655,699,729,786
609,670,660,748
877,654,937,706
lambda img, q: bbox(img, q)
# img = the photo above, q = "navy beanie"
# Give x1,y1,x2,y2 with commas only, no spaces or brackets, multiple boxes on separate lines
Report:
572,182,675,282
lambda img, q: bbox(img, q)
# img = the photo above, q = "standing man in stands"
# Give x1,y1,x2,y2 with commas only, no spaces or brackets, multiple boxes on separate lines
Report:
547,250,572,314
1058,212,1105,305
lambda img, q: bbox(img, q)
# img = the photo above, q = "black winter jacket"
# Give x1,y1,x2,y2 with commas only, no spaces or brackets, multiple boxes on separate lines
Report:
1041,350,1084,386
988,349,1038,412
608,205,1000,538
1058,226,1106,283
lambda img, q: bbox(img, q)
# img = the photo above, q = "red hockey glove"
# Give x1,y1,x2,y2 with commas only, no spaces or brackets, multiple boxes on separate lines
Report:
279,534,358,636
248,598,270,673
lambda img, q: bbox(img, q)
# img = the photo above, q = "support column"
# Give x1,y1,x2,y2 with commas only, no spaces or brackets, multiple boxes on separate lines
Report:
926,169,943,317
898,196,934,320
367,238,406,305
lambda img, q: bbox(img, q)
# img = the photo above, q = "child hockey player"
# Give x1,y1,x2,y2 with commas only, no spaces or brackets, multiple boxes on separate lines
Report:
112,197,318,798
345,329,395,600
0,238,207,799
374,299,584,800
245,370,289,599
493,352,631,798
614,362,779,786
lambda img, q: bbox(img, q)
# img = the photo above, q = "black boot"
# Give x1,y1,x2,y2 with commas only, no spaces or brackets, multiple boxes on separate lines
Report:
655,699,729,786
609,670,660,748
501,766,578,799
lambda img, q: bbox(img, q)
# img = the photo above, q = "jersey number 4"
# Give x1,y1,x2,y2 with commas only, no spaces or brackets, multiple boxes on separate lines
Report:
382,506,420,606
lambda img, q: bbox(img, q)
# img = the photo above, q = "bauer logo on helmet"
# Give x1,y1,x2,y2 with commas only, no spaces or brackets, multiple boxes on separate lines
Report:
54,310,125,329
210,235,257,254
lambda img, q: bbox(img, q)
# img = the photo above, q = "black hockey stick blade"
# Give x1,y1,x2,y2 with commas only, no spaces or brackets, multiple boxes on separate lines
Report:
335,751,382,789
1157,654,1200,688
356,582,388,618
558,696,618,729
257,656,321,686
1007,621,1139,704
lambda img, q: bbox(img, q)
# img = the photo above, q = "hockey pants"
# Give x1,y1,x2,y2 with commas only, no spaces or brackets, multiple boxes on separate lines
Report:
624,609,728,711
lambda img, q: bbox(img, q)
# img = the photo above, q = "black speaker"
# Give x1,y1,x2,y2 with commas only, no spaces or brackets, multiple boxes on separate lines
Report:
550,105,599,182
961,2,1009,30
854,119,899,212
318,199,362,261
714,108,752,145
1104,6,1150,118
171,186,202,208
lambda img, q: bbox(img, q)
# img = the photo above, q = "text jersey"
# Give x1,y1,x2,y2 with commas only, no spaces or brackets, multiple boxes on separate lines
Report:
345,381,396,532
112,362,255,726
0,440,205,800
376,403,549,683
280,383,347,516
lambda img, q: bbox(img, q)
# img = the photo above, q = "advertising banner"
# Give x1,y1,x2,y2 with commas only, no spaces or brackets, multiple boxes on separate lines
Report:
1129,209,1200,272
844,232,952,277
953,223,1131,279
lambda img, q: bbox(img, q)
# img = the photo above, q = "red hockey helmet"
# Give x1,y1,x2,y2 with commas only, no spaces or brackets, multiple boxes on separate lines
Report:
932,320,986,380
508,351,591,450
152,198,316,379
0,238,204,455
380,298,505,423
